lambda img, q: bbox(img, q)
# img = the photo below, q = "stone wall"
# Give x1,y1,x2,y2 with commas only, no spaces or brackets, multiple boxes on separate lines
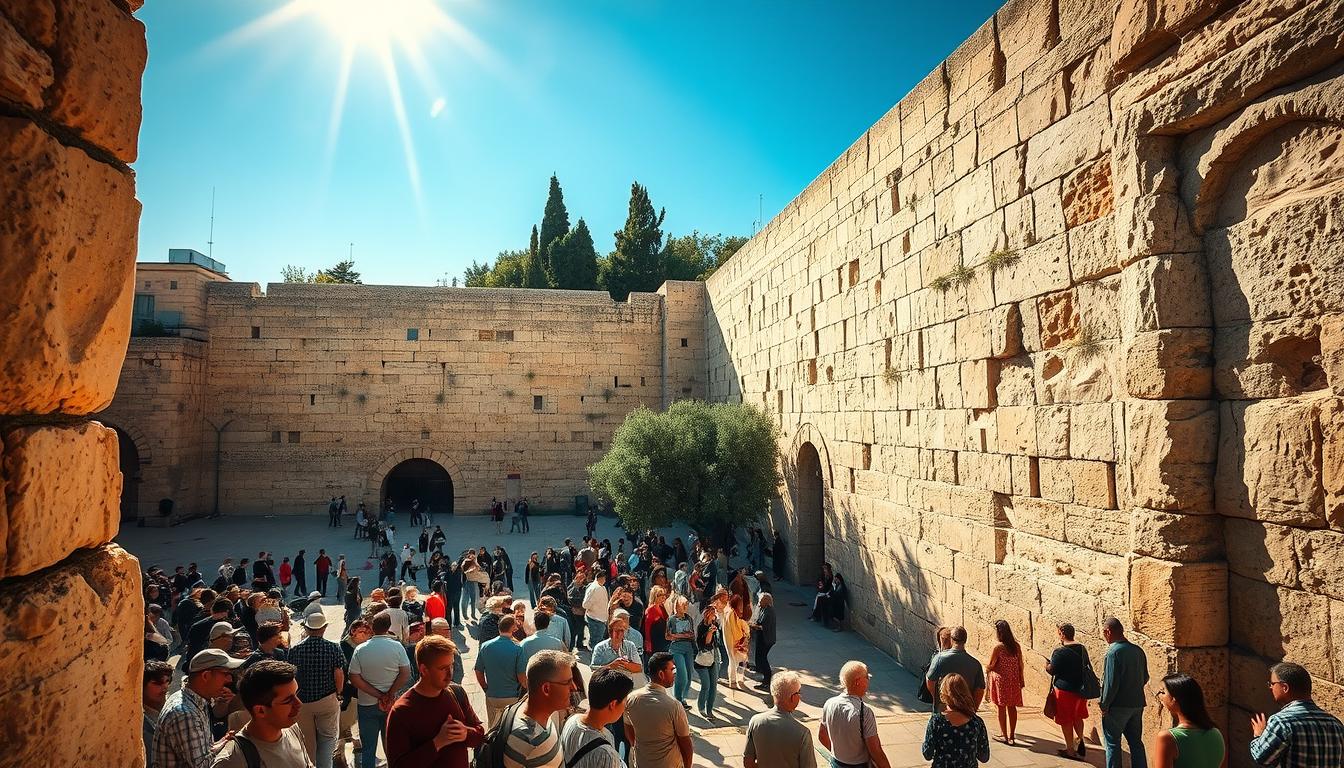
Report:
703,0,1344,754
0,0,146,763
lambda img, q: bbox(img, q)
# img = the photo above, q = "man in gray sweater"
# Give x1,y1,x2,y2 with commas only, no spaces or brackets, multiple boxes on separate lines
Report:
1100,617,1149,768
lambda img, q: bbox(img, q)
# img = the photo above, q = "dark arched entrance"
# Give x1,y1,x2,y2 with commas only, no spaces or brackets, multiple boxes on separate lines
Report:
114,428,141,521
381,458,454,515
795,441,825,583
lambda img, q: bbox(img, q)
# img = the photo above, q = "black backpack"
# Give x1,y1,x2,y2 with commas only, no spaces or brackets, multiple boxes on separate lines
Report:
473,700,522,768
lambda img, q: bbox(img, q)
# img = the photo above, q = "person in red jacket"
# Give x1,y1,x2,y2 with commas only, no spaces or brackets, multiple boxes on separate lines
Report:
385,635,483,767
314,549,333,597
425,582,447,622
279,557,293,596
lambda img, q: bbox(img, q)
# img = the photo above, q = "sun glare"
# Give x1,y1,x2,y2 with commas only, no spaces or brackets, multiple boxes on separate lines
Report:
310,0,440,50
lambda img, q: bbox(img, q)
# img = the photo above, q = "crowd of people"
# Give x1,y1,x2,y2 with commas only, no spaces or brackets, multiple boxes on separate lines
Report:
139,511,1342,768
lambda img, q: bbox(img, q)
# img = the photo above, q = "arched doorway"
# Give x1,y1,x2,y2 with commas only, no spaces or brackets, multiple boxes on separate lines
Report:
114,428,141,521
380,458,454,516
795,441,825,583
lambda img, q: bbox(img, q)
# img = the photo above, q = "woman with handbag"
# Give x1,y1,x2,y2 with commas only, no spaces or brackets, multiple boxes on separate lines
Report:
694,604,722,721
1046,623,1093,760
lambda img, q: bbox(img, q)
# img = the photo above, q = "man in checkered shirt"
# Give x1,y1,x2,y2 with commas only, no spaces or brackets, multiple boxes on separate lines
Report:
1250,662,1343,768
151,649,242,768
288,612,346,768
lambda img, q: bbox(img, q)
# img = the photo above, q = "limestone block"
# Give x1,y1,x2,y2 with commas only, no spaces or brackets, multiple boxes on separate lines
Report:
993,146,1029,211
1323,398,1344,528
1038,289,1079,350
1216,398,1325,527
1228,651,1276,716
1062,157,1114,229
996,355,1037,406
1213,318,1333,400
1131,508,1224,562
1124,329,1213,399
46,0,147,163
1229,574,1333,681
1039,458,1074,504
959,451,1013,495
1016,72,1068,142
1,421,120,578
1295,528,1344,601
0,118,140,415
989,564,1042,614
960,359,998,409
1323,314,1344,397
1036,403,1070,458
0,544,143,767
1127,400,1216,513
1068,216,1120,282
1010,455,1039,497
0,0,57,46
993,233,1071,305
1333,600,1344,687
1026,100,1110,189
1040,578,1101,633
997,406,1037,455
1073,460,1118,509
1035,344,1116,405
1111,0,1225,72
1070,402,1116,462
1225,518,1299,588
0,11,53,108
1008,496,1066,539
1131,558,1228,647
1065,503,1128,553
996,0,1057,82
1120,253,1212,336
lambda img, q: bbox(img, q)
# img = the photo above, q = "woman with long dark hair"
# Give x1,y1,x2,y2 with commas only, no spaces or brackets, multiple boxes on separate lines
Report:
922,673,991,767
343,576,362,627
1153,673,1226,768
987,619,1025,744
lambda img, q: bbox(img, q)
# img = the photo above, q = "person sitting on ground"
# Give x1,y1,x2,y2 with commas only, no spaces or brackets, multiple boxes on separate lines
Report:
921,673,990,768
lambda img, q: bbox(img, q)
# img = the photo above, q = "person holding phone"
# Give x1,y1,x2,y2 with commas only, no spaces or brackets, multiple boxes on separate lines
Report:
385,634,484,767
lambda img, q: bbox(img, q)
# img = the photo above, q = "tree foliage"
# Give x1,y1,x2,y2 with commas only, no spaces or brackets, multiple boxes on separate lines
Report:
538,174,570,285
663,232,749,281
602,182,667,300
464,249,527,288
280,264,314,283
588,400,782,535
524,225,548,289
549,218,599,290
317,259,362,284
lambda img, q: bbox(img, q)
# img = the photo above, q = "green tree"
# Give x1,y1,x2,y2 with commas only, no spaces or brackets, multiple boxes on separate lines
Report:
549,218,599,290
464,249,528,288
316,259,362,284
603,182,667,300
524,225,549,289
280,264,314,283
706,235,748,279
538,174,570,286
588,400,781,537
663,232,749,281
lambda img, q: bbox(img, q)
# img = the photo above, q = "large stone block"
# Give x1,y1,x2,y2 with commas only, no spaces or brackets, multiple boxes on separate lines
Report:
0,544,143,766
0,0,57,47
1,421,120,578
1228,574,1333,681
1321,397,1344,528
1131,508,1224,562
1295,528,1344,601
1121,253,1212,336
0,11,53,109
1026,100,1110,189
45,0,147,163
1131,557,1228,647
1224,518,1298,588
1111,0,1225,72
1062,157,1114,229
1125,329,1213,399
1216,398,1326,527
1127,400,1216,513
0,118,140,416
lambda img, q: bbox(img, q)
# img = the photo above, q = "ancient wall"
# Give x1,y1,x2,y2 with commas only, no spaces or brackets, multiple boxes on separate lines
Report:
132,262,229,339
704,0,1344,752
0,0,147,763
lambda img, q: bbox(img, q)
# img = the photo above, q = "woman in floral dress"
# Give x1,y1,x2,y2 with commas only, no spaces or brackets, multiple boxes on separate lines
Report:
986,619,1025,745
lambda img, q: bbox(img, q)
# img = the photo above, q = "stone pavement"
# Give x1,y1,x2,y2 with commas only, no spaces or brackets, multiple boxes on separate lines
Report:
119,514,1108,768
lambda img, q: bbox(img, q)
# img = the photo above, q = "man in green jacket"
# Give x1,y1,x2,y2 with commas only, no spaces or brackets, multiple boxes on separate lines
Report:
1100,617,1148,768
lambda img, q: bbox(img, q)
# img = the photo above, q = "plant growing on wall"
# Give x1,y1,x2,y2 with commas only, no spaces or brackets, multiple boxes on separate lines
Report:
525,370,536,381
503,389,515,398
986,248,1020,272
355,393,368,404
949,264,976,287
434,392,446,404
602,387,614,402
929,274,953,292
883,368,902,385
337,387,349,398
589,400,781,539
1072,325,1105,361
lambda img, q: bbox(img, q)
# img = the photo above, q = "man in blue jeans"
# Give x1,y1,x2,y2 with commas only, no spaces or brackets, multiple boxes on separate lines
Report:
348,611,411,768
1100,617,1148,768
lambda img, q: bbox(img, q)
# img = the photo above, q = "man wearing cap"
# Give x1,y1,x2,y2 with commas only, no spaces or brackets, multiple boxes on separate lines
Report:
208,620,245,655
186,600,234,670
152,648,243,768
289,612,346,768
303,591,325,620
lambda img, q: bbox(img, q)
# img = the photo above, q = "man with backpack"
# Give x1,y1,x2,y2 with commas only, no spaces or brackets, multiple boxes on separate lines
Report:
560,668,633,768
384,635,483,766
209,660,309,767
483,649,575,768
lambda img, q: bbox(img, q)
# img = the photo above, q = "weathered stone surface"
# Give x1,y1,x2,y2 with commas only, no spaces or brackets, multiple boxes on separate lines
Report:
0,118,139,415
1132,557,1228,647
1068,216,1120,282
1229,574,1333,681
0,544,142,766
1125,329,1213,399
0,0,57,47
0,11,53,108
1225,518,1299,588
1063,503,1129,554
1069,402,1116,462
1132,508,1224,562
1216,397,1325,527
46,0,147,163
1323,397,1344,527
1127,400,1217,513
1214,318,1333,400
1112,0,1225,72
1,421,121,578
1027,100,1111,189
1295,528,1344,601
1121,253,1212,336
1062,157,1114,229
1322,314,1344,397
1038,288,1079,350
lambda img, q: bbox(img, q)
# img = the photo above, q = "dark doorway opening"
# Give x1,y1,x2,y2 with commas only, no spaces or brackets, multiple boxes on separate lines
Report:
114,429,141,521
795,442,825,584
381,458,454,515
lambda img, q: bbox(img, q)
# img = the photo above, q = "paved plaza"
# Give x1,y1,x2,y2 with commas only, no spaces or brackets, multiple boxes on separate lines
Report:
120,513,1110,768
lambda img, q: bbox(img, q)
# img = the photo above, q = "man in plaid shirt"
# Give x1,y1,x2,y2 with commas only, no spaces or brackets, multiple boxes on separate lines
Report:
151,649,242,768
1251,662,1343,768
288,612,346,768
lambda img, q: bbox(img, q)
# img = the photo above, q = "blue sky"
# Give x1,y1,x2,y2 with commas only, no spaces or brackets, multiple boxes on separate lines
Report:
135,1,1002,286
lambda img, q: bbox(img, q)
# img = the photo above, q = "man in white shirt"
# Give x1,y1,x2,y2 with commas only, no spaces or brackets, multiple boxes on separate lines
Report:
582,571,609,646
383,589,410,642
347,612,410,768
819,661,892,768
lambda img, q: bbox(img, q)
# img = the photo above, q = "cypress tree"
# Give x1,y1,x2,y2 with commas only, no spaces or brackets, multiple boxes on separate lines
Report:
604,182,666,300
550,218,599,290
524,225,548,288
538,174,570,286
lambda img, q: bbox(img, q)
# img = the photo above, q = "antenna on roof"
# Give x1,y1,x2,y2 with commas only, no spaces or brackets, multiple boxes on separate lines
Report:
207,187,216,258
349,242,354,260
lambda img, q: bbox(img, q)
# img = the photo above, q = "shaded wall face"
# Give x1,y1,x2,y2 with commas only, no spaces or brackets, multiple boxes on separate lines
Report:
0,0,148,764
703,0,1344,749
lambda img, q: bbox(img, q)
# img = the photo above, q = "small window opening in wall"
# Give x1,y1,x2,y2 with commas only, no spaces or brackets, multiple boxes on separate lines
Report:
593,441,604,450
640,376,646,386
170,280,178,290
144,280,151,289
271,431,281,443
251,326,261,339
533,395,544,410
1028,457,1041,497
421,429,431,440
309,394,316,406
848,259,860,288
862,443,872,470
807,360,818,385
406,328,419,341
680,338,688,347
681,387,692,394
874,279,882,303
287,431,300,443
498,330,514,341
825,365,834,382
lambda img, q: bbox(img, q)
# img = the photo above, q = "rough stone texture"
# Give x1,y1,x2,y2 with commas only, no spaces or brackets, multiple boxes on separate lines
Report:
1216,397,1325,527
1062,157,1114,229
1,422,120,578
0,545,143,766
0,117,140,416
1131,557,1228,647
0,11,54,109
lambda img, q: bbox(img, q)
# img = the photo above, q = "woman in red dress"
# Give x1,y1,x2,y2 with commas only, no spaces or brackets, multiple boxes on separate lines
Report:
987,619,1025,745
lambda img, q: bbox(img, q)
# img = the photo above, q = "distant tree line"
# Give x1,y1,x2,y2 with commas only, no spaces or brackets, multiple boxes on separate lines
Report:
464,175,747,300
279,260,362,284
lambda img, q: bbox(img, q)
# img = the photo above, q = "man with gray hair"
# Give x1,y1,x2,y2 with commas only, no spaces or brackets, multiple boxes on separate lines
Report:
819,661,892,768
744,670,816,768
496,649,577,768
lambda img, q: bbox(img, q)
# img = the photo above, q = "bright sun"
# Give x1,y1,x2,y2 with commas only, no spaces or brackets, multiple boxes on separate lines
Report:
309,0,442,50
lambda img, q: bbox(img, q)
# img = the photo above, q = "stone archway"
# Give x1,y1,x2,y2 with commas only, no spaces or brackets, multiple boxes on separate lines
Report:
795,441,825,584
112,427,141,521
370,448,463,515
